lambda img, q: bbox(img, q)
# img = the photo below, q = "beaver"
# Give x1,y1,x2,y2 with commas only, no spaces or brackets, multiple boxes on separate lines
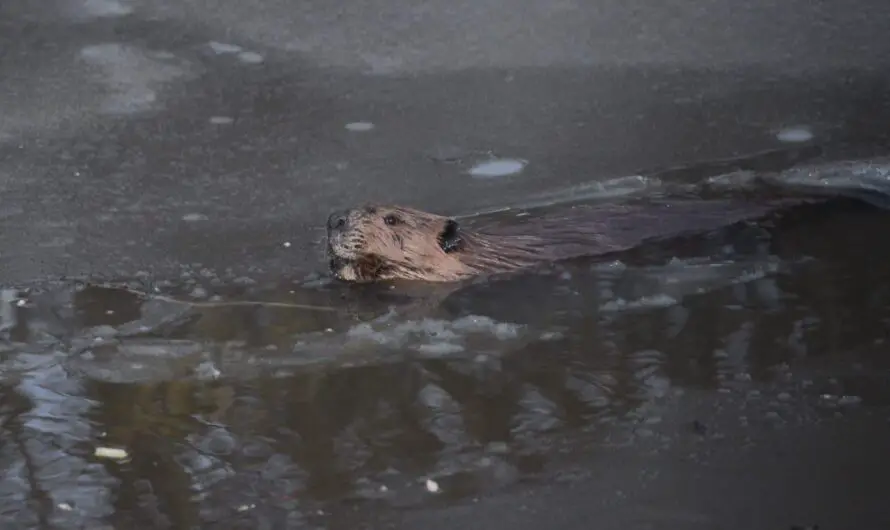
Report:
325,197,815,283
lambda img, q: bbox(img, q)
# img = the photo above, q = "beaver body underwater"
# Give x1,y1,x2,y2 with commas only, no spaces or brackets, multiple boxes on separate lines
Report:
325,198,815,283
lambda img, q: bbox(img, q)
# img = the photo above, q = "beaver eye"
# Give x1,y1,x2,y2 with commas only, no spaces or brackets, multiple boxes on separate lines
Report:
383,214,402,226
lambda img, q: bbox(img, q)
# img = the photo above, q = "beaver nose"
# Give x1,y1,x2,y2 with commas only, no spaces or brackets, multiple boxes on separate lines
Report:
327,210,349,232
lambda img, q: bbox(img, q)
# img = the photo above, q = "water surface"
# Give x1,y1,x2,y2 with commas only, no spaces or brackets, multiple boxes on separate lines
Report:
1,192,888,528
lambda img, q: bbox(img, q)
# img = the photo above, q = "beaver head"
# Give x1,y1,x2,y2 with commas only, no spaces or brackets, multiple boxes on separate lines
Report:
325,205,471,282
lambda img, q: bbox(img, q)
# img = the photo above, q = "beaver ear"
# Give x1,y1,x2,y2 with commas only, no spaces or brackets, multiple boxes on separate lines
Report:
437,219,463,253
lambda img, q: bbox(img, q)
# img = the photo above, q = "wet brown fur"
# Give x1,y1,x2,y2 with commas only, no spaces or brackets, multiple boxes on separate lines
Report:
326,198,811,283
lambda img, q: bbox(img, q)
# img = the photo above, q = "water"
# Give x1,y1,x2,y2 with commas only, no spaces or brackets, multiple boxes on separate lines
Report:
1,190,888,528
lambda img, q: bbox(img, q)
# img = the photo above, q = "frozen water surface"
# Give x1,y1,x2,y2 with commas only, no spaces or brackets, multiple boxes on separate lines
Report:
78,43,190,114
237,51,265,64
468,158,528,178
82,0,132,17
182,213,210,221
775,125,815,143
345,121,376,132
208,41,244,54
2,1,890,526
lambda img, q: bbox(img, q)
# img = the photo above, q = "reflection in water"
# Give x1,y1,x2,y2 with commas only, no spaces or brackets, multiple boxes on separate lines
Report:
1,195,890,527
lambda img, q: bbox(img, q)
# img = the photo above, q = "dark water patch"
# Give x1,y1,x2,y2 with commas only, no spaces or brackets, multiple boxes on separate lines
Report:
0,196,889,527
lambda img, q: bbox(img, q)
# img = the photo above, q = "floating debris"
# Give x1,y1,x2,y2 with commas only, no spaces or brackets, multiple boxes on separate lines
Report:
94,446,129,461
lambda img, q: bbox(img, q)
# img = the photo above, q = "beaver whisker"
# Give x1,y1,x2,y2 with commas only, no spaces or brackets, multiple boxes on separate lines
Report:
328,256,344,270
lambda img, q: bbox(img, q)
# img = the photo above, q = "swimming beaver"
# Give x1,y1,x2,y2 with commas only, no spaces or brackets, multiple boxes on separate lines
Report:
325,198,812,283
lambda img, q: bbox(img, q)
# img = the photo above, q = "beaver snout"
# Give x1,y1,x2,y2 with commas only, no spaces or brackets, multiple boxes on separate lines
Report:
327,210,349,233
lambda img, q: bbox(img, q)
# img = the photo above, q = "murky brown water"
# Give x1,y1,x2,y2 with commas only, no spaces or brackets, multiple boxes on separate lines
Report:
1,193,889,528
